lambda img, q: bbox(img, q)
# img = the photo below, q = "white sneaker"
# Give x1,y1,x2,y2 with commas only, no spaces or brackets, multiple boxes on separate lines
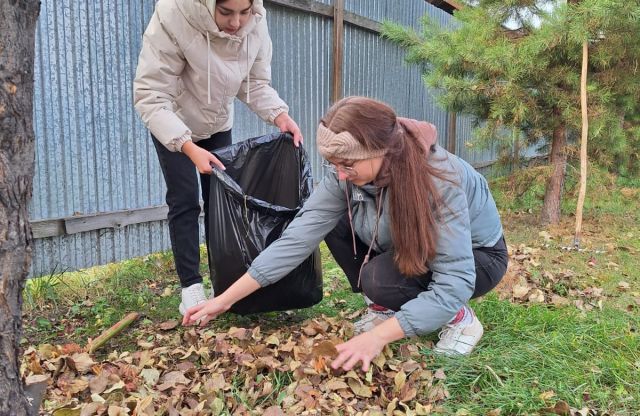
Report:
353,307,394,335
434,312,484,356
178,283,207,316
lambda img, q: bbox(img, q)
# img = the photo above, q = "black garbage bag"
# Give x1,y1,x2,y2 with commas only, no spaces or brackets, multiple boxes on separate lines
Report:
207,132,322,315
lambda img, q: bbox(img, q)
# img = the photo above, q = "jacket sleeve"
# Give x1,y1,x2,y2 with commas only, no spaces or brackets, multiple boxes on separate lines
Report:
133,8,191,152
394,179,476,337
248,174,346,287
236,22,289,124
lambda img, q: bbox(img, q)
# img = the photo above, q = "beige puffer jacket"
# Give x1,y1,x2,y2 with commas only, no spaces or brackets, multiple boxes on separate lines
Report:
133,0,289,152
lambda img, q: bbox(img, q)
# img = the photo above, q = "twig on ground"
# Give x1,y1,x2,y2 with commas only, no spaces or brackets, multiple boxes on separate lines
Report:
86,312,140,354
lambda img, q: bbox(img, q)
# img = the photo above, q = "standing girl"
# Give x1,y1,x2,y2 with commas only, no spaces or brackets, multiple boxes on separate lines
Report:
134,0,302,315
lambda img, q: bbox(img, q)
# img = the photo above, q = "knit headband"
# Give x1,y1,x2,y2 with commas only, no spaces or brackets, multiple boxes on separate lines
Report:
316,123,387,161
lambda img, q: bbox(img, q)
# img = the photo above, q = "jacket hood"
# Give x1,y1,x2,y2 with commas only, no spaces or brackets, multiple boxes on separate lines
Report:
177,0,266,39
397,117,438,150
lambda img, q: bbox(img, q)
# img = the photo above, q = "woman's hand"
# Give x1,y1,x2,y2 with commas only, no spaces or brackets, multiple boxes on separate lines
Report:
181,273,261,328
182,141,225,174
331,317,406,372
182,298,230,327
274,112,303,147
331,331,387,372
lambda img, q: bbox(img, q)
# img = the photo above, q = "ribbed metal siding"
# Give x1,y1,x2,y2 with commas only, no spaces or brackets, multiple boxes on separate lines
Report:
30,0,167,276
342,0,485,152
234,4,333,177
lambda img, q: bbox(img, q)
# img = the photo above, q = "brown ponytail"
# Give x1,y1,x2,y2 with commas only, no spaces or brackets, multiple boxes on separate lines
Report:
321,96,446,276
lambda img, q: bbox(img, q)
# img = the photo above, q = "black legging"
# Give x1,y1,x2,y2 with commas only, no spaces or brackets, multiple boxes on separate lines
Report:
324,214,508,311
152,131,232,288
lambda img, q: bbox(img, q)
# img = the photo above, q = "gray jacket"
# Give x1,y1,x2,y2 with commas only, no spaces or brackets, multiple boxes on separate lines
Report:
247,145,503,337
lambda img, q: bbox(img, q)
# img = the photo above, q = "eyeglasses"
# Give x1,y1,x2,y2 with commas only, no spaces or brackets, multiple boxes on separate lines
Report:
322,160,358,177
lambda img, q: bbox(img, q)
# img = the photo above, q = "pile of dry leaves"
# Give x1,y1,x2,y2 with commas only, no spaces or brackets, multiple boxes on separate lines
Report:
22,315,450,415
497,242,611,311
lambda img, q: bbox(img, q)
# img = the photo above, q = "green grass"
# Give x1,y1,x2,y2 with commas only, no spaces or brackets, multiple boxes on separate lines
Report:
434,297,639,414
22,166,640,414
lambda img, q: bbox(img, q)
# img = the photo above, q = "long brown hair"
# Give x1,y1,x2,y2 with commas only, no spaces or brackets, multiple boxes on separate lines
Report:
321,96,446,276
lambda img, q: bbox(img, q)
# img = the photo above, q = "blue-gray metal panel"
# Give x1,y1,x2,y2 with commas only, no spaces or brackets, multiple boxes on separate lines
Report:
30,0,162,276
342,26,450,147
235,3,334,179
30,222,172,278
345,0,453,30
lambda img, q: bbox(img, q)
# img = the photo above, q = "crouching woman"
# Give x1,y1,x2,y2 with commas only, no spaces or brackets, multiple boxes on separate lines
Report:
183,96,508,371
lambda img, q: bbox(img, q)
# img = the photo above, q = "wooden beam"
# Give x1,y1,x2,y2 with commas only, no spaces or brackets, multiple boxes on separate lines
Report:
265,0,381,33
31,219,65,239
64,205,170,234
423,0,463,15
264,0,332,18
332,0,345,104
344,11,381,33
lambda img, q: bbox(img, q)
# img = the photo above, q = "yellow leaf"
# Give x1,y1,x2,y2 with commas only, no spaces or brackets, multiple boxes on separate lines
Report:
394,370,407,392
387,398,398,416
210,397,225,415
325,379,349,390
415,403,432,415
372,353,387,369
539,390,556,401
528,289,546,303
264,334,280,346
512,284,530,299
348,378,372,398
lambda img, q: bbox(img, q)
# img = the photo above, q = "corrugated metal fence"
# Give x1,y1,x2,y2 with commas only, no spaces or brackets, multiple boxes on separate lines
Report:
29,0,500,277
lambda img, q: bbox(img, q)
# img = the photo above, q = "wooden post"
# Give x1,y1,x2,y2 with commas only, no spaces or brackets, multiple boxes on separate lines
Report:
447,112,457,154
332,0,345,103
574,40,589,248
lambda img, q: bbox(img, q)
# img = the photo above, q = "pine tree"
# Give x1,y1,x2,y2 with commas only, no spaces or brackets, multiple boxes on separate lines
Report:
382,0,640,225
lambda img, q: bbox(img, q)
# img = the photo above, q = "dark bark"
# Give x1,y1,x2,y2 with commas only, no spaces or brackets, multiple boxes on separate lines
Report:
0,1,41,415
541,113,568,225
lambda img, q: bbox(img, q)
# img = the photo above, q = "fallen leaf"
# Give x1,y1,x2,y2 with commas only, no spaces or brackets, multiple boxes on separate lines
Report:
394,370,407,392
160,370,190,386
539,390,556,401
347,378,372,398
540,400,571,415
140,368,160,386
324,378,349,391
263,406,285,416
312,340,338,359
159,320,179,331
25,374,50,385
68,353,96,374
89,371,109,394
512,284,530,299
528,289,546,303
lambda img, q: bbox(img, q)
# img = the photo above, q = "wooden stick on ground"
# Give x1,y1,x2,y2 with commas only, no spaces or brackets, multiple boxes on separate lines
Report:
86,312,140,354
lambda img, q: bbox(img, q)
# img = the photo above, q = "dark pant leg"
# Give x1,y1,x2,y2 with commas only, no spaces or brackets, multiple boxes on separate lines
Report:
193,130,233,248
359,252,431,311
327,215,509,311
470,236,509,297
152,135,202,288
324,214,372,292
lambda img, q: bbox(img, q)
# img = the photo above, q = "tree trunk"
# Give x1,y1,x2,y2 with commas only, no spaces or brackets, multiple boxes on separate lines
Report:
0,1,41,415
540,112,568,226
574,40,589,247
